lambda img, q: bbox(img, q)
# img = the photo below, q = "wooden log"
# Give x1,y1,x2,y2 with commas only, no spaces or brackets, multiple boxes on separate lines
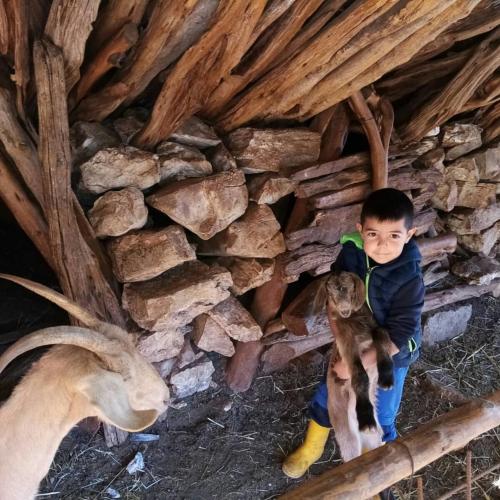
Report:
349,91,388,190
417,233,457,266
423,280,500,313
282,244,341,283
445,204,500,235
0,2,7,55
202,0,324,118
0,152,52,268
73,1,210,122
44,0,101,94
247,173,296,205
289,0,482,122
33,38,125,328
134,1,266,148
85,0,149,57
70,23,139,107
401,27,500,143
281,390,500,500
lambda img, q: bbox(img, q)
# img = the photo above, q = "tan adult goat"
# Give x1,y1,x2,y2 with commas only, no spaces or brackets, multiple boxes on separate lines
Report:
0,274,169,500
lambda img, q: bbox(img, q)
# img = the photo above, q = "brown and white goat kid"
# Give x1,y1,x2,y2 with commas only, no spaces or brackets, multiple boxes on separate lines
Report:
0,274,169,500
324,271,394,462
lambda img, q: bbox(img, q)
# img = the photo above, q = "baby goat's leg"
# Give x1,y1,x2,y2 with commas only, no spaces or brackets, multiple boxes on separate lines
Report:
351,356,377,431
371,327,394,390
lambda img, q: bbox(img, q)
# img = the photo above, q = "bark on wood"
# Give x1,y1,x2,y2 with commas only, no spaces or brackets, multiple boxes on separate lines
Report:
282,244,341,283
417,234,457,266
44,0,101,94
134,1,266,148
248,173,296,205
34,39,125,328
0,2,8,55
401,27,500,142
445,204,500,235
85,0,149,57
458,222,500,255
282,391,500,500
455,181,496,209
71,23,139,107
423,280,500,312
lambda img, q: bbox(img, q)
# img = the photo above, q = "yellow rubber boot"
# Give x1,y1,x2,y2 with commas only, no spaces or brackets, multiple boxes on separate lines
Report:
282,420,330,478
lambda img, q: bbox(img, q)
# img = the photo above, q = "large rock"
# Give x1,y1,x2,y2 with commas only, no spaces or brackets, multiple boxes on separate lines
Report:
170,360,215,399
192,314,235,356
88,187,148,238
70,121,120,167
137,327,185,363
422,305,472,346
122,261,232,331
226,127,321,174
458,221,500,254
451,256,500,285
445,204,500,234
197,203,286,258
248,173,296,204
455,181,496,209
216,257,275,295
146,170,248,240
107,225,196,282
207,296,262,342
156,141,212,183
80,146,160,194
169,116,221,149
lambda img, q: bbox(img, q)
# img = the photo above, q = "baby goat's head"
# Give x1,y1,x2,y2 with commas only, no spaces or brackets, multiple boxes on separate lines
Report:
325,271,365,319
0,274,169,432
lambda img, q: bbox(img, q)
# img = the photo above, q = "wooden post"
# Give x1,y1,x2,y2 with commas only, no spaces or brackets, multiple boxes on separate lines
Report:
280,390,500,500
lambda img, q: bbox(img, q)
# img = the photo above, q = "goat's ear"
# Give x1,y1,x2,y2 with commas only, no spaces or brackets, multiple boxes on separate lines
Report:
352,275,366,311
309,276,329,317
78,370,159,432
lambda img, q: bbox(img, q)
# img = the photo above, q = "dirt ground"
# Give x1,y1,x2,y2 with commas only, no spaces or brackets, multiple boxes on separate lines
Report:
1,223,499,500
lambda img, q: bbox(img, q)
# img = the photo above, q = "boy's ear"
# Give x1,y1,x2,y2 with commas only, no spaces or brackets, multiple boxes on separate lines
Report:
406,227,417,242
356,222,363,233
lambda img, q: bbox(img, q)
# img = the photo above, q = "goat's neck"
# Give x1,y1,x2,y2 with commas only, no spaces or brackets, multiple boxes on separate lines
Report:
0,351,88,500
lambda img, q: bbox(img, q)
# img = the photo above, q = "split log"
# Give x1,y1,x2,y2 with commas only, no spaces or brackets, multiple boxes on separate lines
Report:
215,257,275,296
445,204,500,234
417,233,457,266
146,169,248,240
88,187,148,238
192,314,235,357
282,244,341,283
226,127,320,174
206,296,263,342
455,181,496,209
169,117,221,149
85,0,149,57
107,226,196,283
34,38,125,328
247,173,296,205
423,279,500,312
0,152,51,268
401,27,500,142
122,261,232,331
479,102,500,144
442,123,483,161
137,327,186,364
423,262,449,287
133,1,266,148
205,142,238,173
197,203,286,258
471,146,500,181
282,391,500,500
261,332,331,374
451,256,500,285
44,0,101,94
73,1,218,122
70,23,139,107
202,0,325,118
0,2,7,55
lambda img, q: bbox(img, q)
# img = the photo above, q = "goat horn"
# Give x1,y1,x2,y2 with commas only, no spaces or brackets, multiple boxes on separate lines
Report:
0,326,123,376
0,273,105,331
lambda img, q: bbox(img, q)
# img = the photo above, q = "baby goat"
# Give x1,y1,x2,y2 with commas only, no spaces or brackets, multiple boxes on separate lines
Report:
324,271,394,461
0,274,169,500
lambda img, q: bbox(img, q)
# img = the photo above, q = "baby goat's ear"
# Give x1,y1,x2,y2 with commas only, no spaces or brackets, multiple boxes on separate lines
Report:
310,276,329,317
352,275,366,311
78,369,159,432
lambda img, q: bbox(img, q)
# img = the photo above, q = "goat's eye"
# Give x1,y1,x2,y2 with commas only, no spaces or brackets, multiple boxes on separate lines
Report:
339,286,346,293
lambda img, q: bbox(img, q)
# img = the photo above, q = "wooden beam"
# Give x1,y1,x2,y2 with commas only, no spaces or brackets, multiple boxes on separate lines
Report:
281,390,500,500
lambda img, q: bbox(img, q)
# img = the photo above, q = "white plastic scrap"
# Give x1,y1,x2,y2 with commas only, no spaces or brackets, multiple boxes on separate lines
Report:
126,451,145,475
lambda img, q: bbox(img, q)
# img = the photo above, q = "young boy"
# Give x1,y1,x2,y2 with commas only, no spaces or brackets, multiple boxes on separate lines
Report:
282,188,425,479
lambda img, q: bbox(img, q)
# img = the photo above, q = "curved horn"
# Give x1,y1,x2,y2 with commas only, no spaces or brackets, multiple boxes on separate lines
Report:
0,326,124,376
0,273,104,330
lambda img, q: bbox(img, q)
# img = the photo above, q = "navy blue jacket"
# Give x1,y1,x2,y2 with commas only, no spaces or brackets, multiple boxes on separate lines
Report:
333,233,425,367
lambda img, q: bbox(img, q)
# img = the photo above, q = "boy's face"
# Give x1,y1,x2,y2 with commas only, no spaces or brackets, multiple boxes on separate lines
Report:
356,217,416,265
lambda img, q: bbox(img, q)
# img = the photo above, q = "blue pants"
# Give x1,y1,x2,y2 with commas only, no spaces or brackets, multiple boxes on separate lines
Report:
309,366,409,442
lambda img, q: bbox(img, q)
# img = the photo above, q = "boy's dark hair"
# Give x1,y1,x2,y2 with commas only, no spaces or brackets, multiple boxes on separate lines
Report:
361,188,414,229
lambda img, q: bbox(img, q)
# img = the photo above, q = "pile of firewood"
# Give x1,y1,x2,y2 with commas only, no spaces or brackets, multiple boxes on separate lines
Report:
0,0,499,442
